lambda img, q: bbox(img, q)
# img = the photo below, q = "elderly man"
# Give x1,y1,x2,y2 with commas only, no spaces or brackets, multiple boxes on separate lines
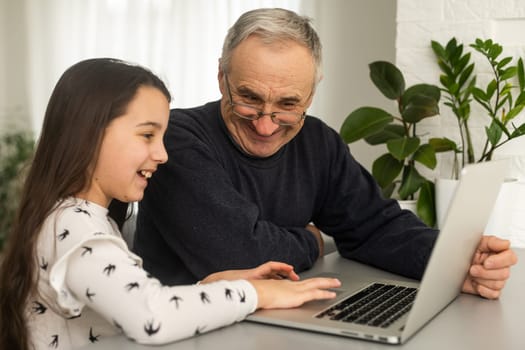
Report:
134,8,516,298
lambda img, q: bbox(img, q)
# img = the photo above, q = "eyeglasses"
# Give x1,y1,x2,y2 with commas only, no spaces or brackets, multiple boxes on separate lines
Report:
224,74,307,126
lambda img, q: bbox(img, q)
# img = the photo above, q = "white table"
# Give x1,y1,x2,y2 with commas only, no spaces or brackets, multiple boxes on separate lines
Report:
77,249,525,350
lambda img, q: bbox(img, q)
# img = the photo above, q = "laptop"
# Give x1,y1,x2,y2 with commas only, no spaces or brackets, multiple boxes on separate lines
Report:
247,160,509,344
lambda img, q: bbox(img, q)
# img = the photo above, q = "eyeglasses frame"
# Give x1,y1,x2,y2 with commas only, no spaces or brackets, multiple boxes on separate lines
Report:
223,73,307,126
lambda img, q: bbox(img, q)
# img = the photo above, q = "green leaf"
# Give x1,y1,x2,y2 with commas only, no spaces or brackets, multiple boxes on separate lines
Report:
505,104,525,122
403,83,441,102
515,91,525,106
496,95,511,116
486,79,497,100
449,41,463,63
472,87,488,102
431,40,447,60
497,56,513,69
372,154,403,188
387,137,420,160
511,123,525,138
417,181,436,227
455,53,471,75
398,166,426,199
381,182,396,199
518,58,525,91
438,61,454,78
413,144,437,169
401,94,440,123
499,83,513,102
340,107,393,143
489,43,503,59
500,66,517,81
364,124,405,145
441,79,458,94
457,102,471,120
444,38,459,55
458,63,475,89
486,121,503,146
369,61,405,99
428,137,460,152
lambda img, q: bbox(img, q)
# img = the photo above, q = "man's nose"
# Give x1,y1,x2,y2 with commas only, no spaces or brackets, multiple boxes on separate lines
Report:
252,114,280,136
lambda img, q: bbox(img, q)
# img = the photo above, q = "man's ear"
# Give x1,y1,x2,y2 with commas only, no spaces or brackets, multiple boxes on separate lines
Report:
218,59,225,95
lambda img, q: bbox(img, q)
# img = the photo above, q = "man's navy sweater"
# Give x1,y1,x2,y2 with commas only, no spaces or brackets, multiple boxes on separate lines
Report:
135,101,437,285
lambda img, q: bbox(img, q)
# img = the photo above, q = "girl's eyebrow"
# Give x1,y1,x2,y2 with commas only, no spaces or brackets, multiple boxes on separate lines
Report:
135,121,163,129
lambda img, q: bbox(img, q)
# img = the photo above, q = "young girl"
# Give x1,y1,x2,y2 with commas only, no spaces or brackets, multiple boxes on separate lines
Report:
0,58,340,350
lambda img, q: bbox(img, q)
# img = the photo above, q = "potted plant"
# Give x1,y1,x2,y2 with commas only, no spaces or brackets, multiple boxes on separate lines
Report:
0,131,34,252
431,38,525,176
340,61,442,227
430,38,525,228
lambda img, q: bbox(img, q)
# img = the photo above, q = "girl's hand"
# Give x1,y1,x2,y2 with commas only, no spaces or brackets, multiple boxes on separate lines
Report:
200,261,300,284
250,277,341,309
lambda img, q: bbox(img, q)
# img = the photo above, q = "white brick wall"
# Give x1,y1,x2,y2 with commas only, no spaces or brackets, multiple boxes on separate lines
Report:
396,0,525,179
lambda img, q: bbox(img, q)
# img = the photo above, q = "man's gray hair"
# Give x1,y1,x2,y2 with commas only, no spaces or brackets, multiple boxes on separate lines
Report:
220,8,322,85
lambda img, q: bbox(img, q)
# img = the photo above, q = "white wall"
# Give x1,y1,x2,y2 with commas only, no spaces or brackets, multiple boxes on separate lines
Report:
309,0,396,171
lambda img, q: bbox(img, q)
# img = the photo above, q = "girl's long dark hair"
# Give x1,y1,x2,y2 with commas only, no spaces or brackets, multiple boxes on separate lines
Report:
0,58,170,350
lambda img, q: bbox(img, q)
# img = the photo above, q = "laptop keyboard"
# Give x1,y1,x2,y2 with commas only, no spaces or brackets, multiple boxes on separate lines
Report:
316,282,418,328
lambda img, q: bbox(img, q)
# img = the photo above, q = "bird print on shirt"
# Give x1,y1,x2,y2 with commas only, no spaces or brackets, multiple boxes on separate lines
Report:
125,282,140,291
39,256,48,270
103,263,116,276
57,229,70,241
49,335,59,348
238,290,246,303
200,291,211,304
86,288,96,302
67,313,82,320
74,207,91,217
170,295,183,308
195,325,207,336
31,301,47,314
81,246,93,256
225,288,233,300
144,319,161,336
88,327,100,343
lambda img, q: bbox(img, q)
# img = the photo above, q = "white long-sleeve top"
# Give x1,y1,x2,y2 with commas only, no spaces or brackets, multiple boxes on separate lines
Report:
27,197,257,349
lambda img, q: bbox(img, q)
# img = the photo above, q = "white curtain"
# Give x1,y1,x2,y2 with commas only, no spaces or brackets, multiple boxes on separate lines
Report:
3,0,310,137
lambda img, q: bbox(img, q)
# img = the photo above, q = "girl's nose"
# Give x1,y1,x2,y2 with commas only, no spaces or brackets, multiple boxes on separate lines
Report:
153,142,168,164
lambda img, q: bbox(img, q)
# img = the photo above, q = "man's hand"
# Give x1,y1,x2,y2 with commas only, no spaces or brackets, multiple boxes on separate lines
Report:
200,261,300,284
462,235,518,299
306,223,324,257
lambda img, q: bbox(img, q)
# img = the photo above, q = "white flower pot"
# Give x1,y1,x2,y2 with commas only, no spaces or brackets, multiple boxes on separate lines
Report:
436,176,525,248
398,199,417,215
